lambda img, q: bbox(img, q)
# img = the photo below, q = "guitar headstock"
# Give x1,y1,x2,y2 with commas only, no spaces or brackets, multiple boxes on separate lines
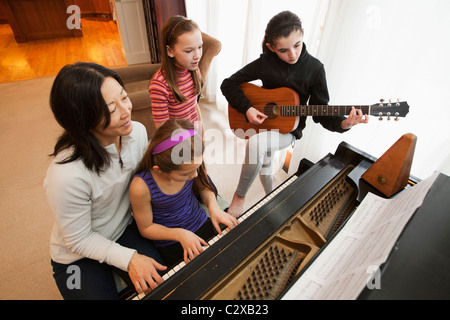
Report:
370,99,410,120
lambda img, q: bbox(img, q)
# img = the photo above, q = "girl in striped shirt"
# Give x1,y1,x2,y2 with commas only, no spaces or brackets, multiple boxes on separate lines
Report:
129,119,238,269
149,16,204,131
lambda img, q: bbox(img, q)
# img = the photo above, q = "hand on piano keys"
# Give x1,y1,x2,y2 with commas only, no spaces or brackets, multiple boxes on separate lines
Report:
132,175,299,300
209,205,240,236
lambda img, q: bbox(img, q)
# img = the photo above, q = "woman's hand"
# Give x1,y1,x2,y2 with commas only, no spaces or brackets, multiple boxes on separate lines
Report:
341,106,369,129
128,253,167,294
178,229,208,264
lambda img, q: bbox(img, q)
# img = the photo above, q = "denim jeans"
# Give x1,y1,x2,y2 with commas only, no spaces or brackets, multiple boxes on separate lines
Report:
51,220,164,300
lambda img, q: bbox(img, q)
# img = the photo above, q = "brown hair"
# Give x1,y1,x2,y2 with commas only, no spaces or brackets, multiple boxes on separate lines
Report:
262,11,303,54
160,16,203,103
135,119,216,197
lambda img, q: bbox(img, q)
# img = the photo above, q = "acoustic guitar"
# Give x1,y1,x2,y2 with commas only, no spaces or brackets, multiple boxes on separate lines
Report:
228,83,410,139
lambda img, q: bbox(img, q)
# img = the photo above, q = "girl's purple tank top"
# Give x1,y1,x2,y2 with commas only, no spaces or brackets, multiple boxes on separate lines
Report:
134,170,207,247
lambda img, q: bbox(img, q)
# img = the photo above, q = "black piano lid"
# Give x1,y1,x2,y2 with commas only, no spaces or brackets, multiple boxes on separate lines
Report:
357,173,450,300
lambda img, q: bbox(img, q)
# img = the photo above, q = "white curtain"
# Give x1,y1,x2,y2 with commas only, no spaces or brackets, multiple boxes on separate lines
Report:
186,0,330,101
186,0,450,179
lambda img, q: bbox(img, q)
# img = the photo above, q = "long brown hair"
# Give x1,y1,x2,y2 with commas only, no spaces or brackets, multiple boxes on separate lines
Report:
135,119,216,197
160,16,203,103
262,11,303,55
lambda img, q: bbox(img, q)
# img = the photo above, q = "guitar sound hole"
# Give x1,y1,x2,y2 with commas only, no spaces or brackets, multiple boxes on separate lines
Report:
264,103,279,119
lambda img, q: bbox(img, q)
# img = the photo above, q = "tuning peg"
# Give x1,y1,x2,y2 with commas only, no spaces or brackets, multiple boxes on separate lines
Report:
396,98,401,106
395,112,400,121
380,99,385,103
378,112,383,121
387,112,391,121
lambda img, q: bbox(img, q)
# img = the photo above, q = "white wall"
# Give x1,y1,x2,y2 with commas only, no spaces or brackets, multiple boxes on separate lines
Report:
298,0,450,179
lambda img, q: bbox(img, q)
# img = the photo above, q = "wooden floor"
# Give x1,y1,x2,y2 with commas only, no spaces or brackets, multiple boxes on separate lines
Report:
0,19,127,83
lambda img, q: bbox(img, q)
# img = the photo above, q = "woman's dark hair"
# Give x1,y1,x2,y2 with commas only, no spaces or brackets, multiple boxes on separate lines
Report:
262,11,303,54
49,62,125,174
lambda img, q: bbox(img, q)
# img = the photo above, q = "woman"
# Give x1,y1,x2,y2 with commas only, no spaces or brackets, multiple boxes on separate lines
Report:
44,62,166,299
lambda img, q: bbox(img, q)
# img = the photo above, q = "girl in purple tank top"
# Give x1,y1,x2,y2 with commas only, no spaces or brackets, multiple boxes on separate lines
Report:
130,119,238,269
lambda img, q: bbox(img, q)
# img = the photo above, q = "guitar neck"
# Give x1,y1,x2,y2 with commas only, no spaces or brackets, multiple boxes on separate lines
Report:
280,105,370,117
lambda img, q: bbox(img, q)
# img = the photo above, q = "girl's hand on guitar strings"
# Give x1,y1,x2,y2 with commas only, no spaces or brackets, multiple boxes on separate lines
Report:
341,106,369,129
246,107,268,125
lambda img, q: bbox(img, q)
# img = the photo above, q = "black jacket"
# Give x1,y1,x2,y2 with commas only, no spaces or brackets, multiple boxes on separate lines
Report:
220,43,348,139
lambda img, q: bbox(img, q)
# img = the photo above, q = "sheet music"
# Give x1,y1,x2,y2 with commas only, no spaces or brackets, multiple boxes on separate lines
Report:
282,171,440,300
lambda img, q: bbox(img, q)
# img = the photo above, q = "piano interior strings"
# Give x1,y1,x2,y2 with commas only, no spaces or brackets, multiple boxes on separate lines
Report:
202,165,356,300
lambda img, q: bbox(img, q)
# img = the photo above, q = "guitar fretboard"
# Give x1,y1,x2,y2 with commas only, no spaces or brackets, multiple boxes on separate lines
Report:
280,105,370,117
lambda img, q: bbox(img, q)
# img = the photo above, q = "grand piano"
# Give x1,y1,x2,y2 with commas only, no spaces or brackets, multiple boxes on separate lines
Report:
127,142,450,300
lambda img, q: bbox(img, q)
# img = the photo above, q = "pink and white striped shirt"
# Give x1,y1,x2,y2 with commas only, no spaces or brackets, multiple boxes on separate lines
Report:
149,67,200,124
